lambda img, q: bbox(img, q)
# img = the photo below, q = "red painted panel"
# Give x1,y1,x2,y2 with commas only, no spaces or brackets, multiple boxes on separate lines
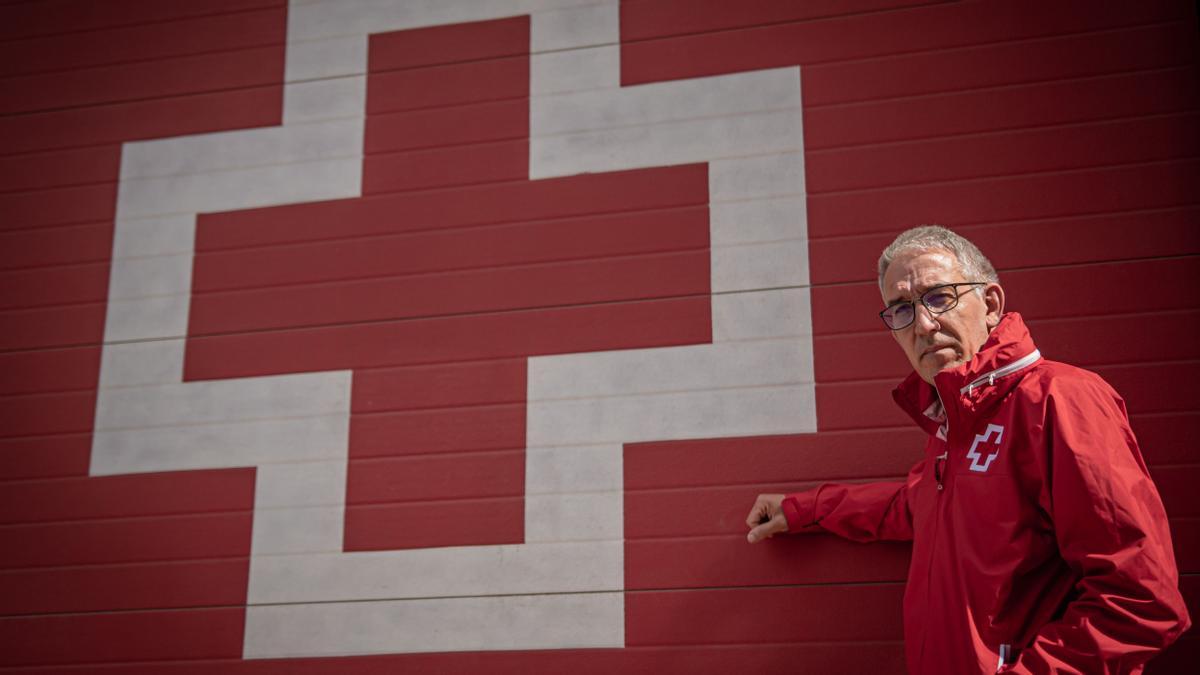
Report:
0,558,249,615
625,535,911,589
0,0,280,40
817,380,925,432
0,346,100,395
625,430,924,490
0,262,109,309
194,165,708,251
365,100,527,153
368,15,529,71
0,85,283,155
350,405,524,458
190,251,709,335
800,20,1200,106
620,0,942,42
0,511,252,569
0,303,106,351
0,46,285,116
807,159,1200,239
0,390,96,438
193,206,708,291
367,57,529,114
620,0,1191,85
809,208,1200,284
0,221,113,271
805,66,1200,151
348,450,524,503
343,496,523,551
807,112,1200,194
1131,413,1200,466
185,297,711,380
0,468,255,524
0,644,907,674
1171,520,1199,573
1153,466,1200,518
0,7,286,79
0,183,115,231
363,139,528,194
352,359,526,412
626,583,905,644
0,606,244,667
628,482,867,540
0,434,91,480
1099,362,1200,415
0,145,118,192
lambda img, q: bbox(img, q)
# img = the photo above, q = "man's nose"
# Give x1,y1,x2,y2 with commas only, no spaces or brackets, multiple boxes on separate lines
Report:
913,304,940,334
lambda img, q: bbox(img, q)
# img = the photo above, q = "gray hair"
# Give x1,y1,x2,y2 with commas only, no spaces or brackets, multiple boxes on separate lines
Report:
877,225,998,291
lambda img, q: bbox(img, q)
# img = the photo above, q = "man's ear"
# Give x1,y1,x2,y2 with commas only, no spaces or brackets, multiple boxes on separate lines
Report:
984,283,1005,330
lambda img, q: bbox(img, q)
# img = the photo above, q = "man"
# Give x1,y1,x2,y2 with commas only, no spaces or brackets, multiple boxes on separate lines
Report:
746,226,1190,673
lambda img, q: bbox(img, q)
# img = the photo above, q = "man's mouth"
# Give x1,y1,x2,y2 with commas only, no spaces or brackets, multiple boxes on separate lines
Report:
922,344,954,358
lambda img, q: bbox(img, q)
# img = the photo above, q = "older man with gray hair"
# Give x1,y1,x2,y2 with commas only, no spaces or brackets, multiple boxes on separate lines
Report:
746,225,1189,673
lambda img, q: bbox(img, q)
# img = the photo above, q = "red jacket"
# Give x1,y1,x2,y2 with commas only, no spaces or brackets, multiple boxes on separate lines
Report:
782,312,1190,673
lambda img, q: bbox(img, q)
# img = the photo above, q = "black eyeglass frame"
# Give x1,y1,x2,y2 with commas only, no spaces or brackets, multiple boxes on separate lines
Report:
879,281,987,331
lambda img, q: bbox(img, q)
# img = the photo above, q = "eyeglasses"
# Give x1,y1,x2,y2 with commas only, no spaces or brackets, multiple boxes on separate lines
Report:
879,282,985,330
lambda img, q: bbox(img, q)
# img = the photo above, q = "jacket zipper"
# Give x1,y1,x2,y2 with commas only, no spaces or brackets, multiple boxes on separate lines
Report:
960,349,1041,395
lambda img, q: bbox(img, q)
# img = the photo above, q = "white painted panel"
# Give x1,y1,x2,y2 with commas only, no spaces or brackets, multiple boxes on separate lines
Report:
712,287,812,343
712,238,810,293
528,340,812,402
107,254,192,300
525,491,621,542
90,414,349,476
710,196,808,245
116,158,362,219
111,214,195,259
525,444,621,494
120,119,363,180
283,75,367,124
527,384,816,447
247,540,621,603
710,151,807,202
284,35,366,81
530,44,618,95
252,504,345,555
530,2,616,52
98,339,185,389
532,68,800,136
102,294,188,343
530,108,803,179
243,591,623,658
94,371,351,430
255,460,348,508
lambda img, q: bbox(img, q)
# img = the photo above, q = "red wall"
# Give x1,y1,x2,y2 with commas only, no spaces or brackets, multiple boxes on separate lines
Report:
1,0,1197,671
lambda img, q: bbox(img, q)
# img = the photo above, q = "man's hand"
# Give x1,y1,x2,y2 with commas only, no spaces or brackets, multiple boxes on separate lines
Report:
745,493,788,543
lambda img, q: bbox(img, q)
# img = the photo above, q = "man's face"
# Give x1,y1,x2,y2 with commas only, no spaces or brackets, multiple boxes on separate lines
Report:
881,248,1003,384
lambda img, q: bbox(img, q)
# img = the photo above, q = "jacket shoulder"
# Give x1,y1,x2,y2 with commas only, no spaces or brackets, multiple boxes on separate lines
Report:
1015,359,1126,413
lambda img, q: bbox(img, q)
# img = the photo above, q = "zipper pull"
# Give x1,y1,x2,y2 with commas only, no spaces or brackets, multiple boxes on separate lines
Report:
934,452,947,491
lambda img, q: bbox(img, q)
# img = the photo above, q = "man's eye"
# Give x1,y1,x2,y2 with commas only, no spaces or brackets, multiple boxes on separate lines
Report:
925,291,956,309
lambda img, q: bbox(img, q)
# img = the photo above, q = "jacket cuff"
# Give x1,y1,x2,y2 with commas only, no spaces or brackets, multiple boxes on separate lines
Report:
781,490,820,533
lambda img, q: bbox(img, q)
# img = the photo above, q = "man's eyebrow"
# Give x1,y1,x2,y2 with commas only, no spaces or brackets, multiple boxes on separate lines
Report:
885,280,957,306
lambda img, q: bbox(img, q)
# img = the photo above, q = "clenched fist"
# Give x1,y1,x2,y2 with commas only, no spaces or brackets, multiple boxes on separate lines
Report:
745,493,789,543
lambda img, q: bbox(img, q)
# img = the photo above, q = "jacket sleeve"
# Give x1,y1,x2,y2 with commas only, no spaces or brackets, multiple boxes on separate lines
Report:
1008,377,1191,674
779,459,926,542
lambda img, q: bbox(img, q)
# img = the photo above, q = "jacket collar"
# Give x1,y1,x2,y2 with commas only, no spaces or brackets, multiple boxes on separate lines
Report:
893,312,1042,437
